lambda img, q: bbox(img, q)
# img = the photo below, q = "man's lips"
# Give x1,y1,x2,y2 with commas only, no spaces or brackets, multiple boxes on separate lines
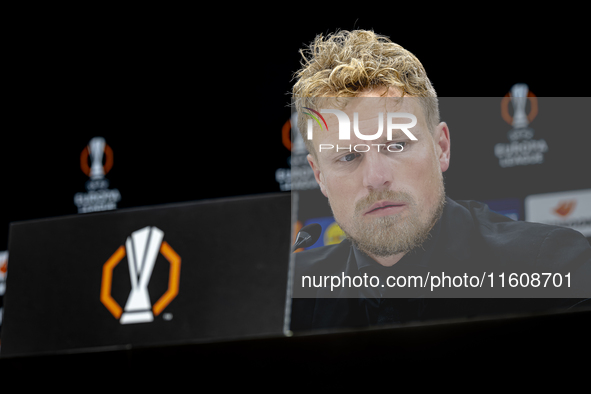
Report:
363,201,407,216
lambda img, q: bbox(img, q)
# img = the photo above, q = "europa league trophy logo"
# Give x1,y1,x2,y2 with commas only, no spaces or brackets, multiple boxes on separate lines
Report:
120,226,163,324
510,83,529,130
75,136,121,213
503,83,538,142
100,226,181,324
88,137,106,180
495,83,547,167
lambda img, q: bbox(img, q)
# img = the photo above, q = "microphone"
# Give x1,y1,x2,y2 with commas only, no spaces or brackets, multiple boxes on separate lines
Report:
293,223,322,252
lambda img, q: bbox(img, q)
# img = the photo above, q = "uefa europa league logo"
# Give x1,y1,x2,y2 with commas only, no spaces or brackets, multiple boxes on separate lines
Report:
75,136,121,213
101,226,181,324
495,83,546,168
120,226,164,324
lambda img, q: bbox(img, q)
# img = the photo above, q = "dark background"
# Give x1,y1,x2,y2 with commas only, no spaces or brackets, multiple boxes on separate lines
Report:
3,12,589,250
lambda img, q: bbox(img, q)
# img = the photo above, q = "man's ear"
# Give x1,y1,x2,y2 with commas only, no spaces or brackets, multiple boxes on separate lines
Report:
307,153,328,197
433,122,451,173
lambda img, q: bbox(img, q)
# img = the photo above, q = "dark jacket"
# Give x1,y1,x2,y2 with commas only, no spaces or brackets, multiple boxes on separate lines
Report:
290,197,591,331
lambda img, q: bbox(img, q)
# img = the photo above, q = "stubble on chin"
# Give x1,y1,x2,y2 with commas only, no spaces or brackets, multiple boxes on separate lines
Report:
331,185,445,258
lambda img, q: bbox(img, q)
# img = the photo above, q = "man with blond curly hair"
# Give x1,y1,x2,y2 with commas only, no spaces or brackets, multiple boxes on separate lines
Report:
289,30,591,331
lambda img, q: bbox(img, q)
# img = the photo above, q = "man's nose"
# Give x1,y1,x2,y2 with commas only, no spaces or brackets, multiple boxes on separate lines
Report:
361,152,392,190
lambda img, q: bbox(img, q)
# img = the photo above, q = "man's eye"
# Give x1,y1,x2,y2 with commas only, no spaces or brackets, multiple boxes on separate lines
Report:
388,142,406,152
339,153,361,162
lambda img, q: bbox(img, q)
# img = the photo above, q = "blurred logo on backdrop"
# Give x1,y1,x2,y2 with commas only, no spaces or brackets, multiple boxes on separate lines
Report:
0,251,7,328
74,137,121,213
275,112,319,191
301,217,346,249
553,200,576,217
525,189,591,237
323,221,346,246
100,226,181,325
494,84,548,168
481,198,523,221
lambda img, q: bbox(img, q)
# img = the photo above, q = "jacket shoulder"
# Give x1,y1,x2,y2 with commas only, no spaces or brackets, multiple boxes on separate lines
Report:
450,198,591,268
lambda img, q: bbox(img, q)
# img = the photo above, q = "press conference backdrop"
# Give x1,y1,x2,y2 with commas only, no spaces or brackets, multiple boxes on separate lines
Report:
2,15,590,347
290,95,591,249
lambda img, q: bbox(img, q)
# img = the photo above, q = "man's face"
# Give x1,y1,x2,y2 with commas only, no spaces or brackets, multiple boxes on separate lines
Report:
307,89,450,260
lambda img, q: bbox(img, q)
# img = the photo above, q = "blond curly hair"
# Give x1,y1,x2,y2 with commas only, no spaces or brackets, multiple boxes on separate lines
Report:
292,30,439,153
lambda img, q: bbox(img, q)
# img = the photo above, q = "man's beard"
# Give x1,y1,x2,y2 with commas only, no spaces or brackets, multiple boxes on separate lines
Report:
333,183,445,258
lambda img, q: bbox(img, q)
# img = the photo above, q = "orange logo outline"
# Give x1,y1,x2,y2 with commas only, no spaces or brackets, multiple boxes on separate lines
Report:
80,144,114,177
282,119,292,151
501,90,538,126
100,241,181,319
